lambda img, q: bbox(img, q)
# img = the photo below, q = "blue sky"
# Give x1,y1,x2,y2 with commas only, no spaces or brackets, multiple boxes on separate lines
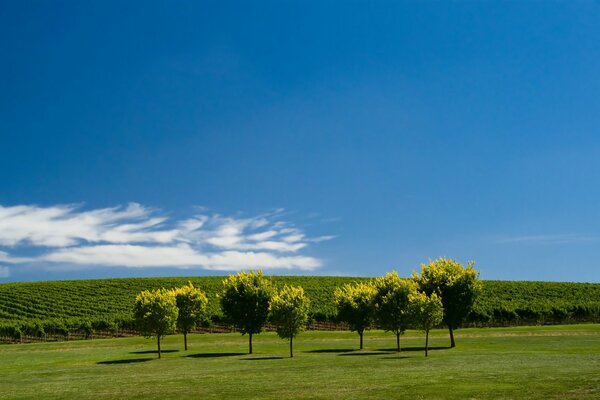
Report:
2,1,600,282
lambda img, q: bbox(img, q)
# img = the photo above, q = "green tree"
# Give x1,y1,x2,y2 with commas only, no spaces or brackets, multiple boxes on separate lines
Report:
334,282,376,350
133,288,178,359
413,257,481,347
409,292,444,356
220,270,273,354
171,283,209,351
373,272,417,352
269,285,310,358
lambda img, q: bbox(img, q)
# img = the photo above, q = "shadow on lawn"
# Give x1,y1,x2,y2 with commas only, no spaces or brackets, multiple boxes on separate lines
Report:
242,356,284,361
130,350,179,354
375,346,451,352
304,348,355,354
338,351,387,357
186,352,246,358
97,358,153,365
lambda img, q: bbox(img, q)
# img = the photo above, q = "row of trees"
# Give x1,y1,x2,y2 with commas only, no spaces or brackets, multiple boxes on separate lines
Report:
133,283,209,358
133,258,479,358
134,272,311,358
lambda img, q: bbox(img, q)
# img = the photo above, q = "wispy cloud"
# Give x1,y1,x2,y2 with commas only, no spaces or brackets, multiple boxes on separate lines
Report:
0,266,9,278
496,233,600,245
0,203,333,272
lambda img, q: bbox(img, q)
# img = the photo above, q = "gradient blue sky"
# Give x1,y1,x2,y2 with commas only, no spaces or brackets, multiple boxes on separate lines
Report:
2,1,600,282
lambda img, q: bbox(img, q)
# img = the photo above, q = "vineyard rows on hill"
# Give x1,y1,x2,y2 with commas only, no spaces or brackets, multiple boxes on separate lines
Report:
1,277,599,340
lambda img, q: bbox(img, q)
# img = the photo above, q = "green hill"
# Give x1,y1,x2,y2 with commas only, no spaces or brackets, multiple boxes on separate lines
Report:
1,276,599,338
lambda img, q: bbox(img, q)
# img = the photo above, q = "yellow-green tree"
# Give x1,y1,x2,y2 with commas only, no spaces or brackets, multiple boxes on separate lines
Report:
133,288,178,358
413,257,481,347
220,270,273,354
373,272,417,352
409,292,444,357
269,285,310,358
334,282,376,350
171,283,209,351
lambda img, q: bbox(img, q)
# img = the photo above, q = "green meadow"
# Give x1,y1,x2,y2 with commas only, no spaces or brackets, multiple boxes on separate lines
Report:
1,324,599,399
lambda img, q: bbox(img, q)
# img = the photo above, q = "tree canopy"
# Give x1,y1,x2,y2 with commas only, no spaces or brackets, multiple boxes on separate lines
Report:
413,258,480,347
409,291,444,356
334,281,376,350
269,285,310,357
373,271,417,351
171,283,209,351
133,288,178,358
220,270,274,354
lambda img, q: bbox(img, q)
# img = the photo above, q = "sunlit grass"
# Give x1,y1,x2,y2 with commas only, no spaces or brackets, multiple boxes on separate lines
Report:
1,324,599,399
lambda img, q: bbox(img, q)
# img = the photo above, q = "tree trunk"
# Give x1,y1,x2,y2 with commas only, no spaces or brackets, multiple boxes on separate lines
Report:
359,330,364,350
157,335,161,359
449,325,455,348
184,332,188,351
249,332,253,354
289,336,293,358
425,329,429,357
396,331,401,352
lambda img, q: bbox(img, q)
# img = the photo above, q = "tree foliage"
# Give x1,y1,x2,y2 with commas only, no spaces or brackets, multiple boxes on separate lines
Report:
170,283,209,351
133,288,178,358
372,272,417,351
409,292,444,356
220,270,273,354
413,258,481,347
269,285,310,357
334,282,376,350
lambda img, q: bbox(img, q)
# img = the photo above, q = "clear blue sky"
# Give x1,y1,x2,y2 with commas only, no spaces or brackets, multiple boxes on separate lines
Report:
2,1,600,282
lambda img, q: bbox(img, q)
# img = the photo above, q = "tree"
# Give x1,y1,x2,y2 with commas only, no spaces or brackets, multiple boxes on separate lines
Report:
372,272,417,352
409,292,444,356
171,283,209,351
269,285,310,358
334,282,376,350
133,288,178,359
413,257,481,348
220,270,273,354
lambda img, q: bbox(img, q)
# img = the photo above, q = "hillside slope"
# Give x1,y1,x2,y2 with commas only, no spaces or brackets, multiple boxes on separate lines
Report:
1,277,599,333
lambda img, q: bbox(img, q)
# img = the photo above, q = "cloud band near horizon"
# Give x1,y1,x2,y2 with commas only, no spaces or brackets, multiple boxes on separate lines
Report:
0,203,333,275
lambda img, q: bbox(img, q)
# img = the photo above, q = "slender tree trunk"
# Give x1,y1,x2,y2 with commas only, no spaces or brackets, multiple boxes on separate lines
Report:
396,331,401,352
290,336,293,358
249,332,253,354
359,330,364,350
157,335,161,359
449,325,455,348
425,329,429,357
184,332,188,351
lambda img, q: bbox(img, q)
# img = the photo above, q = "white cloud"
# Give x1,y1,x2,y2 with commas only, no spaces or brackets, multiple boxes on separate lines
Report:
40,244,320,271
0,250,31,264
0,266,9,278
0,203,333,272
0,203,177,247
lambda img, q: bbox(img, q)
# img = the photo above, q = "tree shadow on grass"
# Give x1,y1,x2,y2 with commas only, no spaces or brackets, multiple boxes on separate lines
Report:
338,351,387,357
97,358,153,365
304,348,355,354
186,352,246,358
130,349,179,354
375,346,451,352
380,355,411,360
241,356,284,361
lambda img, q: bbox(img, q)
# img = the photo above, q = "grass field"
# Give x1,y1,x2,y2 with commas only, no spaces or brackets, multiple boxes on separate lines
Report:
1,324,599,399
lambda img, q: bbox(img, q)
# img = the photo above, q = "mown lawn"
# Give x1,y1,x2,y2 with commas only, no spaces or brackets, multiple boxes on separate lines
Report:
1,324,599,399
